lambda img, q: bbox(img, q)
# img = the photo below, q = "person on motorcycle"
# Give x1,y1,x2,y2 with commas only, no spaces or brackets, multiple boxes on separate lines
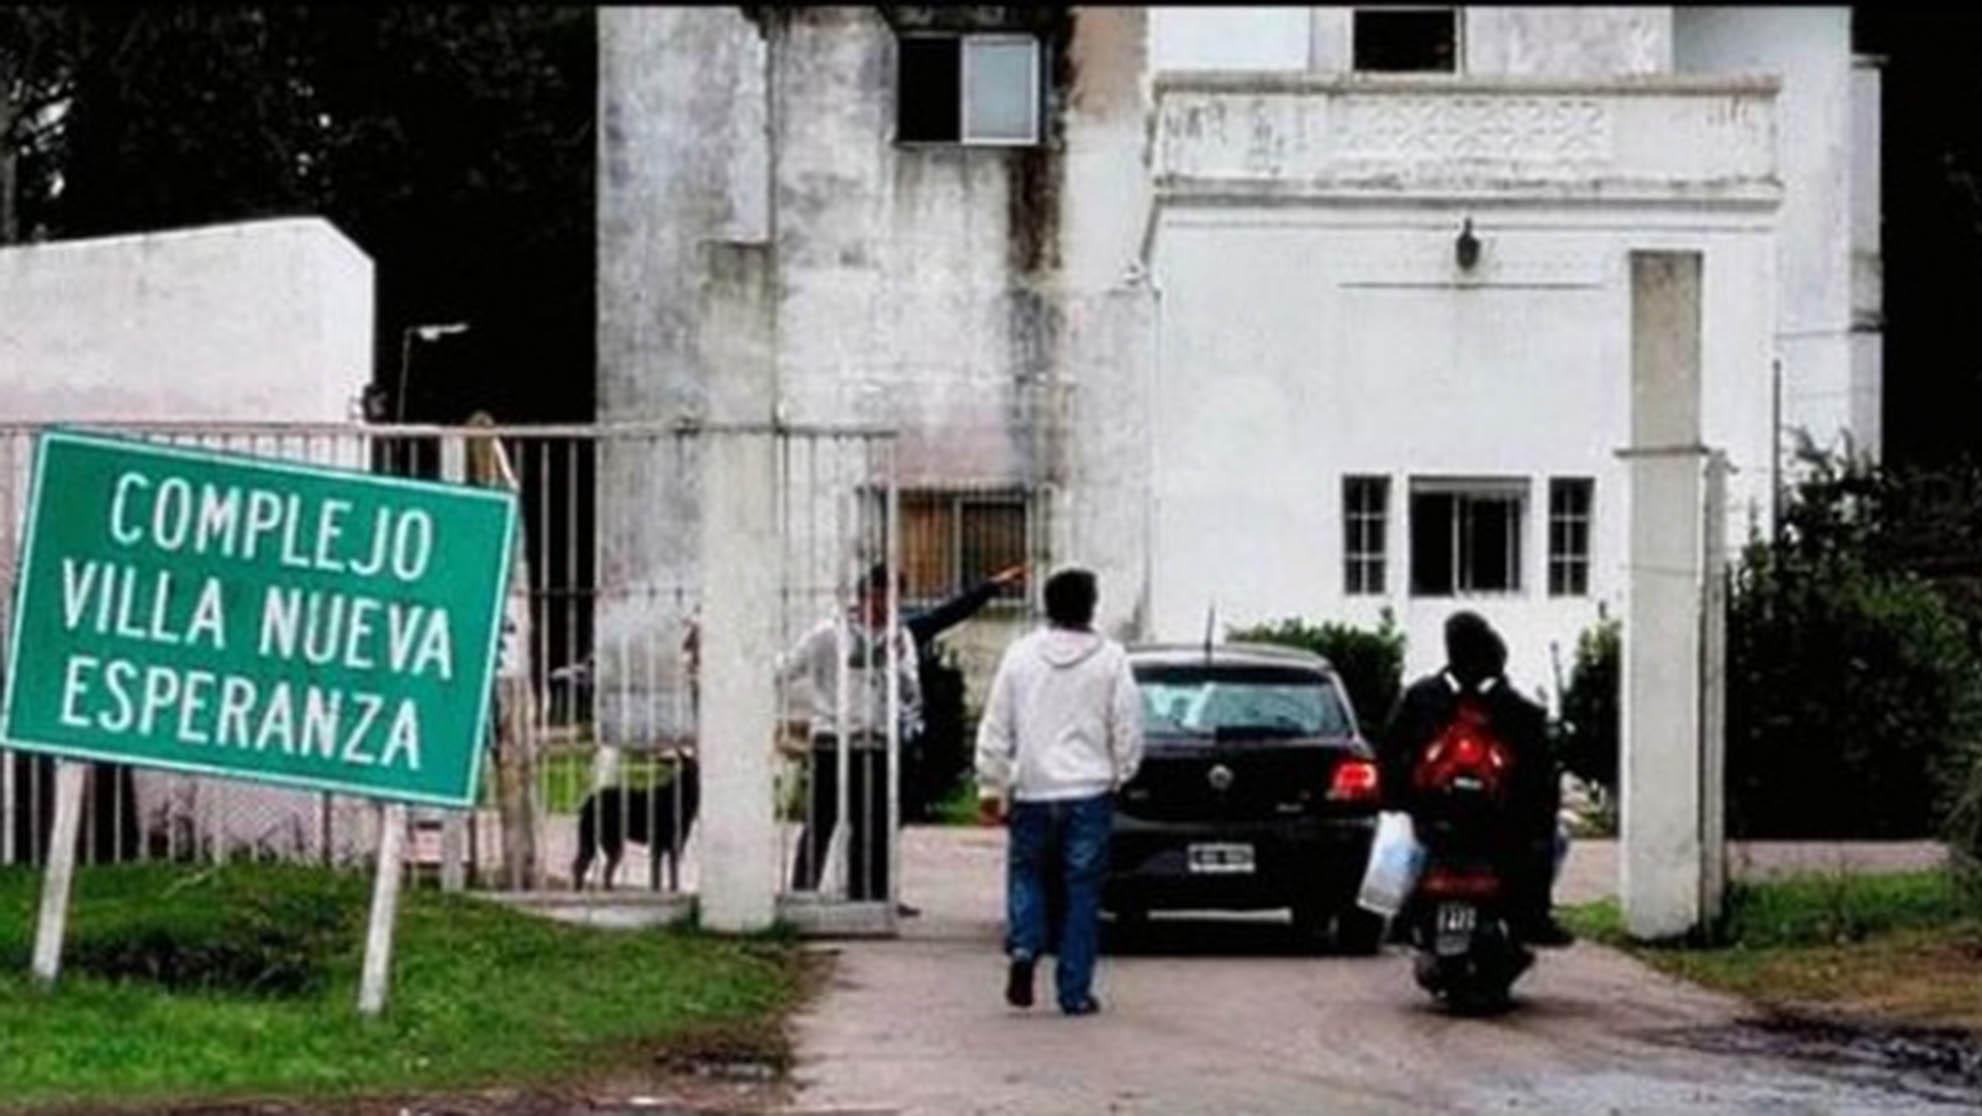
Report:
1377,610,1575,948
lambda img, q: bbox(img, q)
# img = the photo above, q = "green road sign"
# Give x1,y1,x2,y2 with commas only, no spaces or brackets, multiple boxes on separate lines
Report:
1,430,518,808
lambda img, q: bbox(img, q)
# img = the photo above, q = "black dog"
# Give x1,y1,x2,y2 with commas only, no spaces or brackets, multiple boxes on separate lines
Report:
572,758,700,890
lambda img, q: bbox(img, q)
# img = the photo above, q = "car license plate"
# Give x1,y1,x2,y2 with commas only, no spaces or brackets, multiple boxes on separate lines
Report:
1187,843,1255,875
1435,902,1476,956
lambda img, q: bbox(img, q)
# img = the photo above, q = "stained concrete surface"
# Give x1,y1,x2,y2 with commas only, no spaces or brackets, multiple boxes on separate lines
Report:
790,828,1971,1115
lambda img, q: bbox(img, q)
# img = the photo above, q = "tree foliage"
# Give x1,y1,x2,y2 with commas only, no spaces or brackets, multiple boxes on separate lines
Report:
1540,444,1982,841
1726,442,1982,839
1554,616,1620,792
0,6,79,243
1727,541,1982,838
1227,610,1407,740
2,6,595,419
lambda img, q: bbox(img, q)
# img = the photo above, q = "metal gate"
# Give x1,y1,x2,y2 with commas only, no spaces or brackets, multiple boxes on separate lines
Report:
0,420,922,932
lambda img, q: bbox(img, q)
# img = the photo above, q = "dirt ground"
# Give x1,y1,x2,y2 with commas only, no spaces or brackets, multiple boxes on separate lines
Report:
788,828,1978,1116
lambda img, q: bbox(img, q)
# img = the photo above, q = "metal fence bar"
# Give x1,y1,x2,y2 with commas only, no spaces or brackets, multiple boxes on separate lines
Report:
0,421,917,921
885,438,902,914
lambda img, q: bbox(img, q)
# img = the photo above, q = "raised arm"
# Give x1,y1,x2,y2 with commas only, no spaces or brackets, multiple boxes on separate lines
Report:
907,565,1025,646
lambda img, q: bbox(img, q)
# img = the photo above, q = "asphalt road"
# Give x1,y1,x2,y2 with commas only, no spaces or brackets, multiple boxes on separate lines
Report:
789,827,1975,1116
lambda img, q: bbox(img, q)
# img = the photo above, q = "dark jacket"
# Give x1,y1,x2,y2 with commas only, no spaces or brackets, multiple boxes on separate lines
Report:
1377,669,1558,838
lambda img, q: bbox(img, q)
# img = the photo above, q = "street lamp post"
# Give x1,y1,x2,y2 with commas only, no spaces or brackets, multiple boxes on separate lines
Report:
395,322,470,422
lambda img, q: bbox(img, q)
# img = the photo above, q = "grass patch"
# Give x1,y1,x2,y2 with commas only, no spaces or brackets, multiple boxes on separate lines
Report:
0,861,800,1108
930,776,982,827
1566,869,1982,1035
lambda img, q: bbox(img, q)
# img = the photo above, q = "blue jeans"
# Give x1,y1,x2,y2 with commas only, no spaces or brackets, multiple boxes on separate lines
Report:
1006,794,1112,1011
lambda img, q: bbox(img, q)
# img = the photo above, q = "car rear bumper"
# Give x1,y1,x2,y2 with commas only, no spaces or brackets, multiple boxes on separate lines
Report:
1104,813,1377,912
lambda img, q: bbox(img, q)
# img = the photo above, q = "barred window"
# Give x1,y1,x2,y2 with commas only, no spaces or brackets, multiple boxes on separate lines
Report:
897,490,1030,607
1343,475,1390,596
1548,478,1593,597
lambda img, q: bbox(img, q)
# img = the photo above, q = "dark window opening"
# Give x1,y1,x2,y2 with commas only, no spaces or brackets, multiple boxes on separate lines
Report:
1410,481,1526,596
1353,8,1459,74
897,37,961,143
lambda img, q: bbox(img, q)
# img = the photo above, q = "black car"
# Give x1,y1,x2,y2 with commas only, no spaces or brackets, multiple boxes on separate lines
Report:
1104,643,1386,952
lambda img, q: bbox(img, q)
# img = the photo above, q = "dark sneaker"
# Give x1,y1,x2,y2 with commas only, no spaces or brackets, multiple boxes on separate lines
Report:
1005,958,1036,1008
1062,996,1102,1017
896,902,922,919
1525,915,1576,949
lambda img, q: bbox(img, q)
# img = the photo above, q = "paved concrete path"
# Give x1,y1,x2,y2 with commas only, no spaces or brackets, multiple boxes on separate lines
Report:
789,828,1966,1115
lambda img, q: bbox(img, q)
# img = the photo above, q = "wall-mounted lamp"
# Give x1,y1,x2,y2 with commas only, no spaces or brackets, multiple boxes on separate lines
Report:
1456,218,1481,271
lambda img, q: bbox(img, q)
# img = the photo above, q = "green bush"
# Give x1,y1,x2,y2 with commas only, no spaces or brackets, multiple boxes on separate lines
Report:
1227,610,1406,739
1727,539,1982,840
1554,616,1621,792
1531,443,1982,845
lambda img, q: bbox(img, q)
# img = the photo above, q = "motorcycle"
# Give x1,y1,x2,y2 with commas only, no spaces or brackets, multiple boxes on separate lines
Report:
1398,698,1535,1014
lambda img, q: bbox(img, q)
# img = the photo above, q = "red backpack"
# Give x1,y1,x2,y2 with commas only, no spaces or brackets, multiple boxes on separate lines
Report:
1411,697,1515,806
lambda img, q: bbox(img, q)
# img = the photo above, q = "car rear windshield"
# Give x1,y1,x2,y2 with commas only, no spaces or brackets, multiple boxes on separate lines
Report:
1134,665,1355,739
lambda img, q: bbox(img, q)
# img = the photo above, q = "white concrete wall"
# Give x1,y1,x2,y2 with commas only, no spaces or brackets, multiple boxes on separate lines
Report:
1675,7,1870,459
1463,8,1672,77
1150,7,1310,73
599,9,1153,714
1146,214,1774,700
0,218,373,422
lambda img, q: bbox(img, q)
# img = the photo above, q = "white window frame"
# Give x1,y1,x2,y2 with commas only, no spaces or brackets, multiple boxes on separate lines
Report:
1547,477,1594,598
1343,475,1390,596
895,32,1043,148
1350,6,1463,75
1408,476,1529,598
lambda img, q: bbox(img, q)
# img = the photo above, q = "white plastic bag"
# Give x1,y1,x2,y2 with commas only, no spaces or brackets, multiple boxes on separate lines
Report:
1356,810,1426,918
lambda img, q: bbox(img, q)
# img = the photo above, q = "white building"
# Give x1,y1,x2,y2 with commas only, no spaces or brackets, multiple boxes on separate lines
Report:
0,218,378,864
599,7,1880,707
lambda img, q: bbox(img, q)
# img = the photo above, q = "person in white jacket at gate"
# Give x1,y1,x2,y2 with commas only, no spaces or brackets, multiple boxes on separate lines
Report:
975,566,1144,1017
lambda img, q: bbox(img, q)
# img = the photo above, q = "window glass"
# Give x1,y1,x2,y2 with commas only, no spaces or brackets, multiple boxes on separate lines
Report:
1343,475,1389,596
964,38,1037,142
1548,478,1594,597
1137,667,1355,738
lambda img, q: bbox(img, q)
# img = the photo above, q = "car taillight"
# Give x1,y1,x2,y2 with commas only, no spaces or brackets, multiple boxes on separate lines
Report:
1328,759,1380,803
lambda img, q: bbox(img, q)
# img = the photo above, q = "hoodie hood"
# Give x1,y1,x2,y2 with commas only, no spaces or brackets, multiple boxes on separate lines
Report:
1035,627,1105,668
1444,610,1507,688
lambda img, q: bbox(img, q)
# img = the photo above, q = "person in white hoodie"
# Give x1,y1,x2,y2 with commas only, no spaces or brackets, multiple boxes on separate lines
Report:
781,564,922,904
975,566,1144,1016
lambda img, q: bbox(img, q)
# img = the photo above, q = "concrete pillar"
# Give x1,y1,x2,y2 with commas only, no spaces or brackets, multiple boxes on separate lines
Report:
1620,251,1708,941
695,242,781,932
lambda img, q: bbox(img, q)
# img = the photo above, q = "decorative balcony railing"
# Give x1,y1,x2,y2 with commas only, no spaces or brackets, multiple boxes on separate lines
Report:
1150,73,1780,206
